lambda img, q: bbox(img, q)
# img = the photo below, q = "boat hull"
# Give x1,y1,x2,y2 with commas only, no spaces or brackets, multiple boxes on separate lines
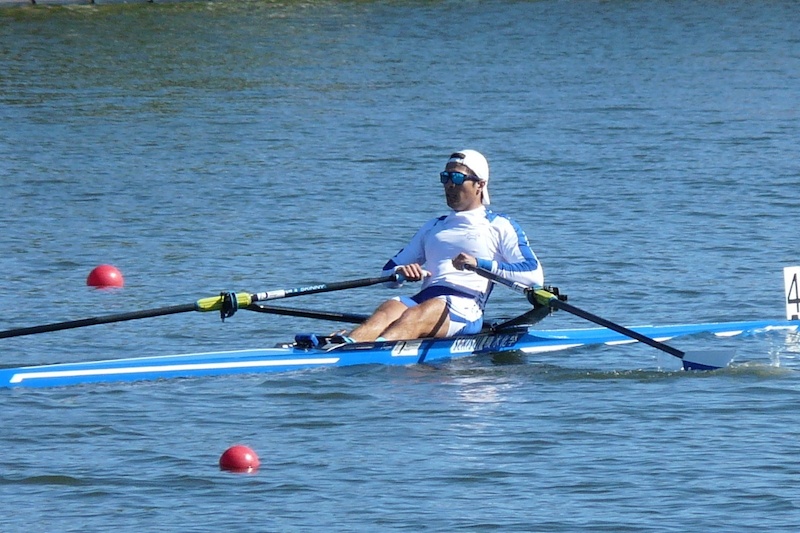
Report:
1,319,797,389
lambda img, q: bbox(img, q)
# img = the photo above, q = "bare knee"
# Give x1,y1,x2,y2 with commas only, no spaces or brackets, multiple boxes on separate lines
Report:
382,299,450,340
350,299,408,342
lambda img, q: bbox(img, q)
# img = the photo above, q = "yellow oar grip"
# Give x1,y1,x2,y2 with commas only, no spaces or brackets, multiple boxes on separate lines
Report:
194,292,253,312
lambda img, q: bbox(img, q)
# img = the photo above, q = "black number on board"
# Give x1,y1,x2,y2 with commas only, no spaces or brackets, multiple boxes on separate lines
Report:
789,273,800,317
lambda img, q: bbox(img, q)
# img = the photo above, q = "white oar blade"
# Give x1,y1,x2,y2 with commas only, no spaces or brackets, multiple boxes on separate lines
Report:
681,349,735,371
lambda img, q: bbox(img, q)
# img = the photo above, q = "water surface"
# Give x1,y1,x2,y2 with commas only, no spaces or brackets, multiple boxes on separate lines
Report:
1,1,799,531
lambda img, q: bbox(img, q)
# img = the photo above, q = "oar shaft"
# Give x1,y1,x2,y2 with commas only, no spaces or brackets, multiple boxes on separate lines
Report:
547,298,685,359
0,304,196,339
194,275,398,312
0,273,398,340
464,264,531,295
465,264,686,359
251,274,397,302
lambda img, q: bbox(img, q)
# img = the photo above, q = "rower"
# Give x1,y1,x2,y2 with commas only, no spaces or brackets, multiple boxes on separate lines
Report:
345,149,543,343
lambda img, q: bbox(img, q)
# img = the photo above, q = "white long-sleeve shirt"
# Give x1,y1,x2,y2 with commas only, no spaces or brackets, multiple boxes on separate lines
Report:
382,206,543,310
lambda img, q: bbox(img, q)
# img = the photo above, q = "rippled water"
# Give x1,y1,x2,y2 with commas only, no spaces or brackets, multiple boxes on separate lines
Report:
1,1,800,531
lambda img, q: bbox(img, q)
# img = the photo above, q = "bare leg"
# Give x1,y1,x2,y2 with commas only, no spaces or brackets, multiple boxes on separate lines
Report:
349,299,409,342
380,298,451,341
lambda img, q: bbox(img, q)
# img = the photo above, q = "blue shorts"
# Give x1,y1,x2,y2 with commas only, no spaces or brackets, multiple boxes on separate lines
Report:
394,286,483,336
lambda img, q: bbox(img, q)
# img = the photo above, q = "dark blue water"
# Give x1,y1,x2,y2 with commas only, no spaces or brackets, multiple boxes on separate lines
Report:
1,1,800,531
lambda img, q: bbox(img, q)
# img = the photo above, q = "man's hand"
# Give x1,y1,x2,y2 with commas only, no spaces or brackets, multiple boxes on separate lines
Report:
452,253,478,271
396,263,430,281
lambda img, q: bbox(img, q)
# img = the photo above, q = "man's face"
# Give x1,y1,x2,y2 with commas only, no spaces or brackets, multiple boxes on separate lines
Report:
442,163,484,211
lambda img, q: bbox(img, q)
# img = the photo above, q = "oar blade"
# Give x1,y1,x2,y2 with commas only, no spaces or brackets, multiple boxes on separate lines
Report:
681,349,735,371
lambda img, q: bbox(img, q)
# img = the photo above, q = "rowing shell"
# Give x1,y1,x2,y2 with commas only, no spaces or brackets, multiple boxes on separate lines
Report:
1,318,797,389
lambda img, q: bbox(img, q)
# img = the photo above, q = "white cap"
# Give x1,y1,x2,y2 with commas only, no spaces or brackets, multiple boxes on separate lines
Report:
447,149,490,205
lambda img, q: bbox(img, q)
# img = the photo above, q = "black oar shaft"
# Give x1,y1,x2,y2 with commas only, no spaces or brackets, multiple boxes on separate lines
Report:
0,273,398,340
0,304,196,339
465,264,686,359
547,298,685,359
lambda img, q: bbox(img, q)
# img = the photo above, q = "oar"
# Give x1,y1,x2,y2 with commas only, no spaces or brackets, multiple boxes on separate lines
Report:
465,265,734,370
0,274,397,340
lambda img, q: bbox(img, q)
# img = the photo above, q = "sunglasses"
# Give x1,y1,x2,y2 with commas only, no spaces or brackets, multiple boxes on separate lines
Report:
440,171,480,185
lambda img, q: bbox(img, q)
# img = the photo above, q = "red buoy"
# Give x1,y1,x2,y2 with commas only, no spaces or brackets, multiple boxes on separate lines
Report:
219,444,260,473
86,265,124,288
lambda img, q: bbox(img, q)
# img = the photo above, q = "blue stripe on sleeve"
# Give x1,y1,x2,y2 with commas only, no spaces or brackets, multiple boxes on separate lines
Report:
492,214,539,273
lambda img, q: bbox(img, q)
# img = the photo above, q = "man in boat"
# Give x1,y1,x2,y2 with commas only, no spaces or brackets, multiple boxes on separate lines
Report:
345,149,544,342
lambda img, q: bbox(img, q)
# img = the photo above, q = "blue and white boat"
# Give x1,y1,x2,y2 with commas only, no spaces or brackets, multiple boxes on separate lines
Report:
2,318,798,389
